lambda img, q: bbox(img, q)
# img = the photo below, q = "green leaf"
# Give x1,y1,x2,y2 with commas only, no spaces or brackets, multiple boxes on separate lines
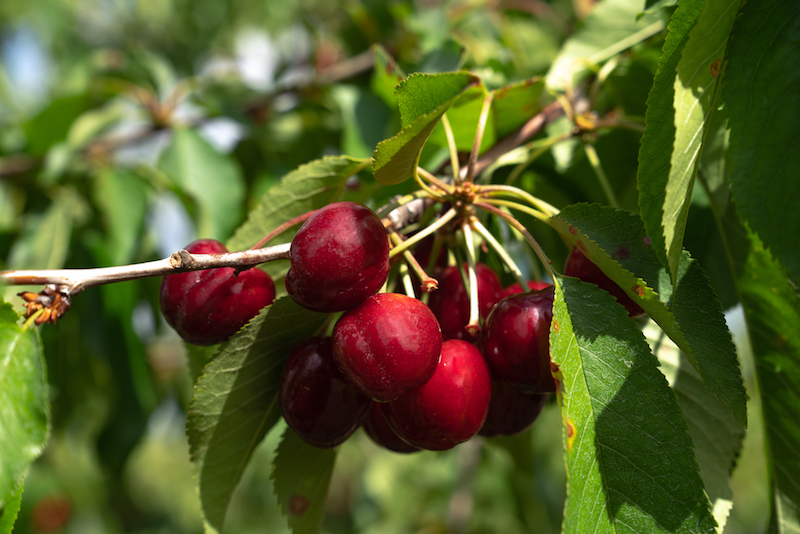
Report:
660,0,740,287
546,0,665,92
644,320,744,531
370,44,405,109
226,156,368,278
186,297,328,534
271,428,338,534
93,169,149,265
637,0,705,270
739,231,800,532
724,0,800,284
491,78,545,139
159,128,246,241
552,203,747,426
0,302,50,510
551,276,716,533
24,93,91,156
372,72,481,185
0,481,22,534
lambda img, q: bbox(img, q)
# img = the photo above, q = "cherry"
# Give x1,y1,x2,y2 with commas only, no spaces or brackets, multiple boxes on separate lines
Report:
279,337,372,448
363,403,420,453
383,339,492,451
564,246,645,317
479,381,549,437
481,286,556,394
159,239,276,346
503,280,552,297
427,263,503,341
286,202,390,313
332,293,442,402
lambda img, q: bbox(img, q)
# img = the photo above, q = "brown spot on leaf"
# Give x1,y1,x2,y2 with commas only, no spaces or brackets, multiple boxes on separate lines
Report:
643,236,651,247
777,334,788,347
632,284,645,297
613,246,630,261
566,418,577,451
290,495,309,516
552,319,560,332
710,58,721,78
569,226,577,235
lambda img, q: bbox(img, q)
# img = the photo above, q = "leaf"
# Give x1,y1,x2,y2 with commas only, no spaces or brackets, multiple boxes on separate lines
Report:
0,302,50,510
546,0,665,92
739,231,800,532
660,0,740,287
491,78,545,139
644,320,744,532
271,428,338,534
370,44,405,109
552,203,747,426
226,156,368,278
24,93,91,156
372,72,481,185
186,297,328,533
0,482,22,534
93,169,149,265
551,276,716,533
724,0,800,285
159,128,245,241
637,0,704,270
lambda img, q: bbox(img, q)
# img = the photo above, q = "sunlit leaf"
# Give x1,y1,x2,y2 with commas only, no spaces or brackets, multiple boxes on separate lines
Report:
546,0,665,91
371,44,405,109
552,203,747,426
0,482,22,534
271,428,337,534
93,169,149,265
372,72,481,185
186,297,328,534
739,231,800,532
724,0,800,284
0,302,49,510
551,276,716,533
159,128,245,241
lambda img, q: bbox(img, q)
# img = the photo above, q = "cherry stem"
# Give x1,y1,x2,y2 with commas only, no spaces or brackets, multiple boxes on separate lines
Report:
417,167,454,196
460,220,481,337
583,142,619,208
480,197,550,224
250,210,316,250
0,243,291,296
474,201,557,284
478,184,558,217
441,113,461,181
464,91,495,185
389,232,439,294
22,309,45,330
469,216,529,291
388,207,457,259
504,132,574,185
397,261,418,297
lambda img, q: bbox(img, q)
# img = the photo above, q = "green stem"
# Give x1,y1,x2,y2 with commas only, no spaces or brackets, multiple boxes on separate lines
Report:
441,113,461,182
418,167,455,195
584,142,619,208
465,91,495,185
479,184,559,218
505,132,574,185
461,220,481,337
388,208,457,259
480,197,550,224
470,216,528,290
22,309,44,330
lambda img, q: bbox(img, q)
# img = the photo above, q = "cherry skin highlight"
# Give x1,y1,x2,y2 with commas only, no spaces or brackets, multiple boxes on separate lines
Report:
159,239,276,346
481,286,556,394
286,201,390,313
564,246,645,317
279,337,372,449
479,381,549,437
363,403,421,453
383,339,492,451
332,293,442,402
427,263,503,341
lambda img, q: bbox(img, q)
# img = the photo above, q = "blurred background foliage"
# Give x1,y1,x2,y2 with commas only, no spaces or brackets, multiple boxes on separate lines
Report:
0,0,767,532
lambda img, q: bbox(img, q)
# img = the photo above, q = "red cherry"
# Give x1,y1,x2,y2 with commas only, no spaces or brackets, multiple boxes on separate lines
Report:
427,263,503,341
383,339,492,451
479,381,548,437
279,337,372,448
286,202,390,313
503,280,552,297
481,286,556,394
363,403,421,453
564,246,645,317
159,239,276,346
332,293,442,402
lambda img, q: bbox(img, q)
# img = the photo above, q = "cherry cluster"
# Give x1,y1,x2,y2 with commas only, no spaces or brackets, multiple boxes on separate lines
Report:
159,201,644,452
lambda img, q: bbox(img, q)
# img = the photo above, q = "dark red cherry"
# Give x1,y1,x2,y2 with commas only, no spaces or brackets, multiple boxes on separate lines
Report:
159,239,276,346
503,280,552,297
286,202,390,313
481,286,556,394
332,293,442,402
279,337,372,448
363,403,421,453
564,246,645,317
383,339,492,451
427,263,503,341
479,381,549,437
